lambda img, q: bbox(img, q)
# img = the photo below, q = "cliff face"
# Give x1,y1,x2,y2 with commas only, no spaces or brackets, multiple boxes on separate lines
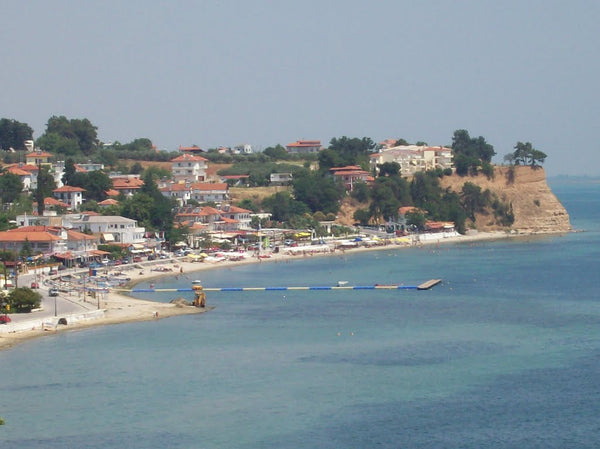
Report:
439,166,571,233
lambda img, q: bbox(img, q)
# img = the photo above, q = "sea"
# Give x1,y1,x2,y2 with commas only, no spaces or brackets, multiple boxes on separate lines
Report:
1,178,599,449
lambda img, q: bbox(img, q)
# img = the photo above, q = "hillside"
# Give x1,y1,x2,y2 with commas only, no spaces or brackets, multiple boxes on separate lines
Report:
440,166,571,233
337,166,571,233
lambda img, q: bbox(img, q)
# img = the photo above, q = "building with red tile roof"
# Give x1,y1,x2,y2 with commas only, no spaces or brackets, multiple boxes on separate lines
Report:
171,153,208,183
329,166,373,191
178,145,204,154
25,150,53,166
285,140,323,154
53,186,86,210
110,176,145,196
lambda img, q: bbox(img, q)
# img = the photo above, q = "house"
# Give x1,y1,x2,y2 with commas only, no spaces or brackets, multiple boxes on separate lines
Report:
52,186,85,210
329,166,373,191
173,204,252,233
219,174,250,186
232,144,253,154
159,183,192,206
40,197,70,211
25,150,53,166
110,176,144,197
189,182,229,204
270,172,293,185
178,145,204,155
369,144,453,176
4,163,38,191
0,228,62,258
219,205,252,230
285,140,323,154
171,153,208,183
98,198,119,209
3,165,30,191
66,215,146,244
0,225,99,264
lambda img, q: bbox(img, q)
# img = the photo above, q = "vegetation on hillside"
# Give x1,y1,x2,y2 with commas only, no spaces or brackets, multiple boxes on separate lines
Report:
1,115,543,237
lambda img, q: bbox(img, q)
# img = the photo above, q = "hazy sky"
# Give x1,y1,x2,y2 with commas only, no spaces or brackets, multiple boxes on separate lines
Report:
2,1,599,176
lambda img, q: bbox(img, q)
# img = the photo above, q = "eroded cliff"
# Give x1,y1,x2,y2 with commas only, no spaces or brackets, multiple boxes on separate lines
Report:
439,166,571,233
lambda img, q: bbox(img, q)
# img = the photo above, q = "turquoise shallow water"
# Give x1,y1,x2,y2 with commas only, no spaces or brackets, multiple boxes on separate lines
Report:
1,179,599,448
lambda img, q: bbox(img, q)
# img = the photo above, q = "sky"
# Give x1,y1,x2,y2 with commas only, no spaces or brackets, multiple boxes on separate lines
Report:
1,0,599,176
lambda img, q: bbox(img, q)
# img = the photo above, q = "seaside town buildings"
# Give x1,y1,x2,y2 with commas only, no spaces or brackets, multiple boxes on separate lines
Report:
369,144,453,176
0,136,458,273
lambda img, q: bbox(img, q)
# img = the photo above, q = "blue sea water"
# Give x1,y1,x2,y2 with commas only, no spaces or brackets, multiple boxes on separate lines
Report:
1,178,599,448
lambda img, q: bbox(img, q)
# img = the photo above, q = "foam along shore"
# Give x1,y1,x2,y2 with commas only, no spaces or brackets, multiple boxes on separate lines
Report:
0,229,556,352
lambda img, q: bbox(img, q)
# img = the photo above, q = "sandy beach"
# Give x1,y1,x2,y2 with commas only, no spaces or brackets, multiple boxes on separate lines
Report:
0,230,547,352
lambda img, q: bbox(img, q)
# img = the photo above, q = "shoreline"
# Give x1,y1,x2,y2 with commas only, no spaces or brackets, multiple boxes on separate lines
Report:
0,230,566,352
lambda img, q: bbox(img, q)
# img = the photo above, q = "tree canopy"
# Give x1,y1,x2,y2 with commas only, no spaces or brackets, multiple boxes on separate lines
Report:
0,171,23,204
509,141,547,168
318,136,375,172
451,129,496,175
36,116,98,156
0,118,33,151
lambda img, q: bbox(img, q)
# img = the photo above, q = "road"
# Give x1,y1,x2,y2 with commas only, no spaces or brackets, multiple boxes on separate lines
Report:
3,269,98,325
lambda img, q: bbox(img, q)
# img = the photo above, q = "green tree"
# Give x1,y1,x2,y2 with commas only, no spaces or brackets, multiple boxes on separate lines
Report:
36,115,98,156
262,191,308,222
319,136,375,172
62,158,77,186
129,162,144,174
460,182,487,221
378,162,400,177
369,178,401,223
353,208,371,225
350,181,370,203
512,142,547,168
406,210,427,231
237,198,260,213
0,118,33,151
19,238,33,260
451,129,496,175
0,171,23,203
263,144,288,160
292,171,344,214
8,287,41,312
34,165,57,215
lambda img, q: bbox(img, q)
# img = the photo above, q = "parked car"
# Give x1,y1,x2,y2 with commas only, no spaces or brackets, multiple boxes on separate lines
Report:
133,256,142,263
30,282,40,289
49,288,59,297
0,315,11,324
48,269,58,275
147,254,156,261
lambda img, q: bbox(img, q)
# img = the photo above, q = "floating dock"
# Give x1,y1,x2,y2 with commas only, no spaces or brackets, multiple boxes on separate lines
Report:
417,279,442,290
121,279,442,293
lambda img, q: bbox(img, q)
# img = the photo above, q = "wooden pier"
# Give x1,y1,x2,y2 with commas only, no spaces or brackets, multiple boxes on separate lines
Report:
417,279,442,290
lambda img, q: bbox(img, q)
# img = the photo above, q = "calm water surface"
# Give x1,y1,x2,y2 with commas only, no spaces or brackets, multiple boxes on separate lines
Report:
1,179,599,448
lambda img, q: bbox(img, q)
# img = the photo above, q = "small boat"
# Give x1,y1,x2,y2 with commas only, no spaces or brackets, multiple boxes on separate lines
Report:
337,281,349,287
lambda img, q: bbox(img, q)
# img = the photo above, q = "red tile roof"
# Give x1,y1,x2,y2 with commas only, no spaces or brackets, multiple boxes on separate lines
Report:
44,197,70,207
286,140,321,147
98,199,119,206
26,151,53,158
53,185,86,193
0,230,61,242
179,145,204,152
111,178,144,189
190,182,228,191
171,153,208,162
